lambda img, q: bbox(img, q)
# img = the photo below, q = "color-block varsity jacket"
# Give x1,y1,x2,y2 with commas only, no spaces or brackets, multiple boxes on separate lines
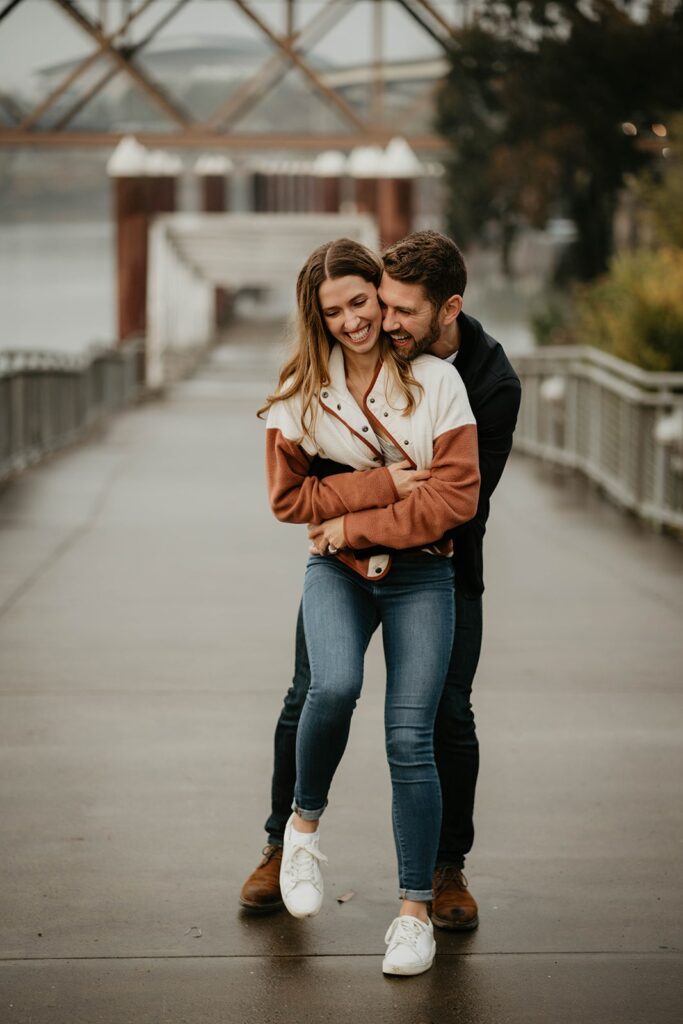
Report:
265,343,480,580
301,313,521,597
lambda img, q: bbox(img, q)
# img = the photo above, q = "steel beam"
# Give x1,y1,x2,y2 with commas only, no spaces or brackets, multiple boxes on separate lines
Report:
413,0,459,38
394,0,457,55
21,0,158,130
0,128,447,151
51,0,192,128
230,0,368,133
205,0,348,131
372,0,384,123
0,0,24,23
54,0,191,130
0,91,24,124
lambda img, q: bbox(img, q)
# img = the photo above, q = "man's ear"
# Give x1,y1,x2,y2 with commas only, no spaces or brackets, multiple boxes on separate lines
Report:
441,294,463,326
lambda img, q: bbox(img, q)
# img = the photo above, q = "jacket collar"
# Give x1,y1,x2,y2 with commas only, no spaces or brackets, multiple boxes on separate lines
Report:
326,342,384,400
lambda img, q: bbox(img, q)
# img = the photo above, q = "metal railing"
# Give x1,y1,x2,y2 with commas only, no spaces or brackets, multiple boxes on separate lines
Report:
512,346,683,532
0,342,141,483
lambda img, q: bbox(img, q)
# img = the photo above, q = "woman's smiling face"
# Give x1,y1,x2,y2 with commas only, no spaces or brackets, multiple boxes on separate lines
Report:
318,275,382,357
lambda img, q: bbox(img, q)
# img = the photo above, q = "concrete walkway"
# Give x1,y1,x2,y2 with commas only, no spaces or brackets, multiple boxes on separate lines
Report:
1,322,682,1023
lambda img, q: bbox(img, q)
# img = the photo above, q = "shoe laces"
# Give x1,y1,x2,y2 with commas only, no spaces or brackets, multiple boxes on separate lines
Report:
284,841,328,887
385,916,426,951
260,845,282,864
434,866,467,894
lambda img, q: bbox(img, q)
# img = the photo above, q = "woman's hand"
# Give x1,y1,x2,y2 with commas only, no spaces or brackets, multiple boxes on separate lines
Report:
387,459,430,499
308,516,347,555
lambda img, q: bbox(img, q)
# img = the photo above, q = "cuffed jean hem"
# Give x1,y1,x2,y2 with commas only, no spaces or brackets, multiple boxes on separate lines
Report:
399,888,433,902
267,836,284,848
292,801,327,821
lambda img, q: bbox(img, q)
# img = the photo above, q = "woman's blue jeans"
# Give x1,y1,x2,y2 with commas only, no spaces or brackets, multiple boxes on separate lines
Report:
296,554,455,901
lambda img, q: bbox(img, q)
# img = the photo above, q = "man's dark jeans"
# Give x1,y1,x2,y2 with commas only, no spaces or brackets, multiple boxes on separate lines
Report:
265,588,483,869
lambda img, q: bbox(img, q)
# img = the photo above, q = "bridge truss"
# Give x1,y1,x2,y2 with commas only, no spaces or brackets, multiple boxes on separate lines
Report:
0,0,461,151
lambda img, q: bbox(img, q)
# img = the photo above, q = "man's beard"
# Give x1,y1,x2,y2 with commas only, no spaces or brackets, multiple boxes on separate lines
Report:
396,308,442,361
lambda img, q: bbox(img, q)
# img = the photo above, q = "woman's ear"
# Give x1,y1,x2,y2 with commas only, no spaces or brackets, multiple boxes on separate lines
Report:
441,294,463,326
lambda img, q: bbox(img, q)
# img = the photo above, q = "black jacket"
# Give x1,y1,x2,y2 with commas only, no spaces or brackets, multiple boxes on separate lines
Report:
447,311,521,597
310,311,521,597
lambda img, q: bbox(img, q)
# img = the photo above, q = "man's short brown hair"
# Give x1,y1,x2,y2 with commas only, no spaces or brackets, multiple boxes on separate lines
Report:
382,230,467,310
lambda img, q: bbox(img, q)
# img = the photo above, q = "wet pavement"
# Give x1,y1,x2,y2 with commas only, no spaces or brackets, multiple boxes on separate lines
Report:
1,321,682,1022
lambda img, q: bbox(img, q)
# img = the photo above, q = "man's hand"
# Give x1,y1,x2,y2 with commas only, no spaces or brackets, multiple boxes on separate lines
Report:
308,516,347,555
387,459,430,499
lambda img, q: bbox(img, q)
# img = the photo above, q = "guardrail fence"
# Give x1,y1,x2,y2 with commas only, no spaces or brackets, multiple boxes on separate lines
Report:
0,343,140,483
3,337,682,536
512,346,683,533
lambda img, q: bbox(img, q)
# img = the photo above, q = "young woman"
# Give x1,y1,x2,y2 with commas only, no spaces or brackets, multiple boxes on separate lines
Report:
259,238,479,976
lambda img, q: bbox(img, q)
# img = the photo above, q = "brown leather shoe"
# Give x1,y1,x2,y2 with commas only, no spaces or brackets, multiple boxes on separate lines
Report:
431,866,479,930
239,845,284,913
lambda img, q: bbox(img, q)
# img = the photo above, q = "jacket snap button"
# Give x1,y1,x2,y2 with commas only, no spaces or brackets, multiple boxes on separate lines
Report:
322,391,329,398
362,426,369,432
374,567,382,574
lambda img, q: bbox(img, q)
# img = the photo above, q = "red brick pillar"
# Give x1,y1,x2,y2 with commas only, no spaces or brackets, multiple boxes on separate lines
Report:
250,167,268,211
112,174,149,342
349,146,383,220
108,138,180,380
377,138,421,247
312,151,347,213
377,178,414,247
195,156,234,327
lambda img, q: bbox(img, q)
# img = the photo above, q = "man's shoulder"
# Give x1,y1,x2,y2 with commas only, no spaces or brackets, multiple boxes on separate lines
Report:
457,311,520,390
411,352,459,382
411,353,469,402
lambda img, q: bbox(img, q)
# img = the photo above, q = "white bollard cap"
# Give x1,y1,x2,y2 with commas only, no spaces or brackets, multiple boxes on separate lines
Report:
312,150,348,177
194,154,234,175
348,145,384,179
145,149,183,176
106,135,149,177
381,137,422,179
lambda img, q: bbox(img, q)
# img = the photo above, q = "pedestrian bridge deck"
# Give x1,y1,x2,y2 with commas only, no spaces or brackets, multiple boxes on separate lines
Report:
1,321,681,1022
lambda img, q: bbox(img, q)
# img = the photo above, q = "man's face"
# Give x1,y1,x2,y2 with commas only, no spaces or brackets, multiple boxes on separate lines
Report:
378,272,441,361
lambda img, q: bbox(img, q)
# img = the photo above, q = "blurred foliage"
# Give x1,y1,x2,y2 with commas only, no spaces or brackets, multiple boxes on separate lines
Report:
530,293,573,348
634,114,683,248
532,112,683,370
574,247,683,371
533,248,683,371
436,0,683,280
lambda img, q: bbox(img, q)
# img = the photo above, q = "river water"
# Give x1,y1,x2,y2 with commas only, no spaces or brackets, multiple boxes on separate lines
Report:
0,219,537,356
0,221,115,355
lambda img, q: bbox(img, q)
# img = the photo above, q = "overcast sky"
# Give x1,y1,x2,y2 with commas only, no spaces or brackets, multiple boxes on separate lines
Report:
0,0,459,94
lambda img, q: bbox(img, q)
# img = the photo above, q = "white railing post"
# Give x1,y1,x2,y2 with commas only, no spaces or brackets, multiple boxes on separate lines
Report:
513,348,683,531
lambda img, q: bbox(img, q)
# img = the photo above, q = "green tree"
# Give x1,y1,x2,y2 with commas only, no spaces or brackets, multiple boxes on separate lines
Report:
436,0,683,280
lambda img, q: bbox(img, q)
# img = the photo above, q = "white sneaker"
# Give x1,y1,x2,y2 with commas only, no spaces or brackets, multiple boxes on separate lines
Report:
279,814,327,919
382,915,436,976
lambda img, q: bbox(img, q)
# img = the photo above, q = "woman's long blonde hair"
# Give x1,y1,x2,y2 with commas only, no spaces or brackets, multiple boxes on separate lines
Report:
258,238,422,442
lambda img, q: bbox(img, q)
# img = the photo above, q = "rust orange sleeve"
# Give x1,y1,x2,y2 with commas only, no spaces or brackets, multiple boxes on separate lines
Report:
342,424,480,550
266,428,399,524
